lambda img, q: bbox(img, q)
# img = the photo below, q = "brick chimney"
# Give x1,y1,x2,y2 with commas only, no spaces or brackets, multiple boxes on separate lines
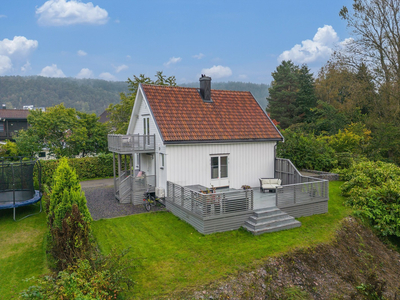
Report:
199,75,212,102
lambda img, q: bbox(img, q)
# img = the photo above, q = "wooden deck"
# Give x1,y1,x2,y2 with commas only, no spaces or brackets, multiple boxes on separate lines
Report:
165,158,329,234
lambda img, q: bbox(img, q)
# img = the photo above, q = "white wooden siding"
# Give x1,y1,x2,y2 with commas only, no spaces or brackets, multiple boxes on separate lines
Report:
127,89,166,189
165,142,276,189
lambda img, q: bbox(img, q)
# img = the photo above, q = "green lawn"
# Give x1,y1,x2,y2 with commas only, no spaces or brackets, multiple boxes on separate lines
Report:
92,181,351,299
0,204,48,299
0,182,350,299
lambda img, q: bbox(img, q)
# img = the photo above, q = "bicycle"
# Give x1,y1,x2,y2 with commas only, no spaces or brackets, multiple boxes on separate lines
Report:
143,189,157,211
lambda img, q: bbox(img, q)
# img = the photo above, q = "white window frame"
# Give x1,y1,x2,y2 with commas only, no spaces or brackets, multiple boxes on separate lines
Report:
211,155,228,179
160,153,165,169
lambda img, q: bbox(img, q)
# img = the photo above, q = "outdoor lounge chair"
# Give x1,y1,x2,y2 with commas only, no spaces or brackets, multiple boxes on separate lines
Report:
259,178,282,193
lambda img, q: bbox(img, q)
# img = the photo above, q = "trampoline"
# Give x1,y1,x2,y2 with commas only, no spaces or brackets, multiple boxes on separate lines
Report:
0,157,42,221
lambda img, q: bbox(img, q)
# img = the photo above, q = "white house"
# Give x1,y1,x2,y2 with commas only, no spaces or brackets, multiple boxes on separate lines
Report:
127,76,282,191
108,76,328,234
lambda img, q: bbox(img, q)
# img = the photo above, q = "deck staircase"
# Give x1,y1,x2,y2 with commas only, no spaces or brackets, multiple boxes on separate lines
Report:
243,207,301,235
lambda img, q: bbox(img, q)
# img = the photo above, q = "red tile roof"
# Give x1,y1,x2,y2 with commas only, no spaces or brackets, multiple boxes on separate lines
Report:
0,109,30,119
142,84,282,142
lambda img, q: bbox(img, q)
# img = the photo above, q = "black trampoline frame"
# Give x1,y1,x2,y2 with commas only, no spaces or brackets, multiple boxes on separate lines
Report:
0,157,42,221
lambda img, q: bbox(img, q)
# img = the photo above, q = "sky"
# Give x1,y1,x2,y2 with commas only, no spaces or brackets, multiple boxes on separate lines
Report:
0,0,354,84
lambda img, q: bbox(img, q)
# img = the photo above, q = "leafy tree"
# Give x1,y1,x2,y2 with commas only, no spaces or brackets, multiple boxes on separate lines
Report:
0,140,19,157
339,0,400,123
339,0,400,85
107,71,176,133
315,60,376,123
15,104,108,158
306,101,349,135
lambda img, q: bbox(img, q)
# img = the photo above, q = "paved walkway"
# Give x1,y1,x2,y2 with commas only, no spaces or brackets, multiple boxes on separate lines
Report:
80,178,114,189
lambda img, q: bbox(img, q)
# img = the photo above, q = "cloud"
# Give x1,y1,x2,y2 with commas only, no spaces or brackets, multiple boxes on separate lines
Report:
193,53,204,59
21,61,31,72
0,55,12,75
39,64,66,77
0,36,38,58
77,50,87,56
278,25,343,64
201,65,232,79
76,68,93,78
0,15,7,18
36,0,109,26
238,74,248,80
113,64,128,73
0,36,38,74
164,56,181,67
99,72,117,81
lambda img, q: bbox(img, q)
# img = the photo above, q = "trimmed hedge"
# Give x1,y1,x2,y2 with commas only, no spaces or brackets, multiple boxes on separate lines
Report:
38,153,114,186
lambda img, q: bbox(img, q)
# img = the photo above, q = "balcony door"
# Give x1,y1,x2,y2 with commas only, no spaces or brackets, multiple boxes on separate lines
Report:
210,155,229,187
143,117,150,145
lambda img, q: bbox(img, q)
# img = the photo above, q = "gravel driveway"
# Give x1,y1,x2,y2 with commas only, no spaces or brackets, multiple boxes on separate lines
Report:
81,181,166,221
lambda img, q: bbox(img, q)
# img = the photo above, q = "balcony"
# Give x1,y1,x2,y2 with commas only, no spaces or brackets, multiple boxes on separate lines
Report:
108,134,155,154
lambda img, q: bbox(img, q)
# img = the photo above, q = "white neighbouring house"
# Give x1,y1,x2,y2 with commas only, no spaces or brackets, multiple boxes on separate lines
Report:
108,76,328,234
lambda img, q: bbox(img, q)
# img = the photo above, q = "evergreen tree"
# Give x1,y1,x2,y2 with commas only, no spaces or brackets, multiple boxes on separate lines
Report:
48,158,93,270
267,60,300,129
267,61,317,129
296,65,317,122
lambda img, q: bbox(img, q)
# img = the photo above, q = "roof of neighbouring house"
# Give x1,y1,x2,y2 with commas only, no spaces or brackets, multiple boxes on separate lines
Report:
0,109,30,120
99,110,110,123
141,84,283,143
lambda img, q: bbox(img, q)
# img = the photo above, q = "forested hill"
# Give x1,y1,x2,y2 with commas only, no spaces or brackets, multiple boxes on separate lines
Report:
180,81,269,110
0,76,128,115
0,76,269,115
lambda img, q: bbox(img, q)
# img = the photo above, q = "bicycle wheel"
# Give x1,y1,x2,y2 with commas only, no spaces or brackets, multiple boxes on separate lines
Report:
149,195,156,207
143,197,151,211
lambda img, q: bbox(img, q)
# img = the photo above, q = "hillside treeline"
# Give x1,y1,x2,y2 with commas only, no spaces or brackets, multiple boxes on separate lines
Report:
0,76,128,115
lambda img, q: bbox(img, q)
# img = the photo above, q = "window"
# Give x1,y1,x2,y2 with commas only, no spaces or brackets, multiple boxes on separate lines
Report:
160,153,165,168
211,156,228,179
39,152,46,158
143,117,150,145
0,123,3,132
143,117,149,135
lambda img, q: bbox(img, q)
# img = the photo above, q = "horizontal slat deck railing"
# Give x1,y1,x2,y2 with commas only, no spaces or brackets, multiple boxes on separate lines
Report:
275,158,329,217
166,181,254,234
108,134,155,153
132,175,156,205
167,181,253,218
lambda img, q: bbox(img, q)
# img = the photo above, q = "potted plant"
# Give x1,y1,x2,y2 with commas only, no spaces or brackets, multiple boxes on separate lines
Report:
241,185,251,190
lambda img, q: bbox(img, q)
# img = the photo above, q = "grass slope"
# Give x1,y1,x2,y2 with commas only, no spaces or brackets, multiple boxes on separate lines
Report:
0,204,48,299
92,181,351,298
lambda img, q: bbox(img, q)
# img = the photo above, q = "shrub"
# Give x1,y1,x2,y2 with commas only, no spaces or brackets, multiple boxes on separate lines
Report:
47,157,93,270
340,160,400,237
37,153,114,187
277,128,337,171
20,250,134,300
